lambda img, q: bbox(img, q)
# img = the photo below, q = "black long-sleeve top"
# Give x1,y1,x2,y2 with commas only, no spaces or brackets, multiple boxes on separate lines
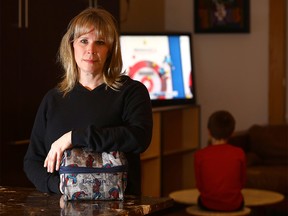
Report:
24,75,153,195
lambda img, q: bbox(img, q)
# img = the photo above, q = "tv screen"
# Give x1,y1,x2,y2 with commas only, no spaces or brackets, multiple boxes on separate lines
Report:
120,32,196,107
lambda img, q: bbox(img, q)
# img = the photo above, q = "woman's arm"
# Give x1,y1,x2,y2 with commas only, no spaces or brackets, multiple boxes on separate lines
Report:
39,79,153,178
72,80,153,153
23,93,62,193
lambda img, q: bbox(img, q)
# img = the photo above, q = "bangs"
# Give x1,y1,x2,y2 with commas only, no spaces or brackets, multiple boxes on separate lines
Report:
72,15,115,46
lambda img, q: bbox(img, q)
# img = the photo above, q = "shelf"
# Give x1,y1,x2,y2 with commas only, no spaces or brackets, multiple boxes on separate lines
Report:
162,151,196,196
162,105,200,153
140,154,159,161
140,105,200,197
141,112,161,160
152,104,199,112
140,112,161,197
163,147,198,157
141,158,161,197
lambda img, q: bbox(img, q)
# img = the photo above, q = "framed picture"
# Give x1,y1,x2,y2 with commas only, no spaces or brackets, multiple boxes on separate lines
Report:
194,0,250,33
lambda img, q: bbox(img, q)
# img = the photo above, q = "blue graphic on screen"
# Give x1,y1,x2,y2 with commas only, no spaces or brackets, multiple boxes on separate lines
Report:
168,36,185,98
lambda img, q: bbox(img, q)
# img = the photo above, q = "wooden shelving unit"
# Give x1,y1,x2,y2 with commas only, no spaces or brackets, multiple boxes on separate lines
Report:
141,105,200,197
140,112,161,197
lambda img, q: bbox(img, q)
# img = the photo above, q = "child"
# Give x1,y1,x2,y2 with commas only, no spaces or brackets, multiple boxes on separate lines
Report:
194,110,246,211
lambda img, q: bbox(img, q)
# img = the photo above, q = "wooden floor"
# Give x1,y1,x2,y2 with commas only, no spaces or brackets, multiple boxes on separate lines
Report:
149,204,191,216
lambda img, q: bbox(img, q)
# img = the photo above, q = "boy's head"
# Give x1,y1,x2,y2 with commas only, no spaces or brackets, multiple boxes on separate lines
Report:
208,110,235,140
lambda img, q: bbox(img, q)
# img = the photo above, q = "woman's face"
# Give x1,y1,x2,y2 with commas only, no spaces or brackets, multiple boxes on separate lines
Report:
73,28,109,76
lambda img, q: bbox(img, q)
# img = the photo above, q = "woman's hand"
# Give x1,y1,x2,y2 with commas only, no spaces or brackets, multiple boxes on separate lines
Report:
44,131,72,173
59,195,65,209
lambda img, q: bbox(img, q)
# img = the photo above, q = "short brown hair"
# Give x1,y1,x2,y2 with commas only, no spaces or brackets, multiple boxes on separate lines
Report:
208,110,235,140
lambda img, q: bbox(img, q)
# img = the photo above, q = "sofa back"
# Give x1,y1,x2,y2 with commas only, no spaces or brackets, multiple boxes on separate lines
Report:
248,124,288,165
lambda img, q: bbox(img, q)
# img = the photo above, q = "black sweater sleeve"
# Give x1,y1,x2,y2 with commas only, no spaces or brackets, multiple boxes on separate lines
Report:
23,93,61,194
72,79,153,153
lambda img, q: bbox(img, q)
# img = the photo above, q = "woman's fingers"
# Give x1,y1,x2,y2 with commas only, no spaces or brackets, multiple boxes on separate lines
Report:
44,147,60,173
45,150,55,173
55,153,62,171
49,152,57,173
44,131,72,173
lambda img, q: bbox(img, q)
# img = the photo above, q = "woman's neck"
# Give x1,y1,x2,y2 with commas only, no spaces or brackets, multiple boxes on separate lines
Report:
79,73,104,90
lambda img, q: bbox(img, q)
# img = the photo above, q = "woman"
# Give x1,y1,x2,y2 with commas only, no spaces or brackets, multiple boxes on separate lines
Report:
24,8,153,196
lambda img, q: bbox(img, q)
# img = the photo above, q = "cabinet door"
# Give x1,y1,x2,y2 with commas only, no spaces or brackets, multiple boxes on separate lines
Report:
0,0,28,186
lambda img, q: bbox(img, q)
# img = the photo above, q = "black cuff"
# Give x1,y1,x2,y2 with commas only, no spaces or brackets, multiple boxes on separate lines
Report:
48,173,61,194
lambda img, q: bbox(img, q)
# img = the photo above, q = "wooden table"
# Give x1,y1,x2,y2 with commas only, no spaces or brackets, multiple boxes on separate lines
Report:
0,186,173,215
169,188,285,207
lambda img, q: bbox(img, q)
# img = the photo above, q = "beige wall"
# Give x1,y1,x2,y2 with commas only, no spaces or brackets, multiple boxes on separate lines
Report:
120,0,165,32
120,0,270,147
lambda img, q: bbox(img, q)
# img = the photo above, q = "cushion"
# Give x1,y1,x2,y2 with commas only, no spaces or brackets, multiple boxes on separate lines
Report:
249,125,288,165
246,166,288,195
246,152,262,166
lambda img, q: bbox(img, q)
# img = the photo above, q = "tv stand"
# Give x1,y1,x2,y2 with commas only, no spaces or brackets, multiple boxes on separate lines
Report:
140,104,200,196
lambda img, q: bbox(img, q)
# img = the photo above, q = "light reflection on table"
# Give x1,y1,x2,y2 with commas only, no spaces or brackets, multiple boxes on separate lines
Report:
0,186,174,215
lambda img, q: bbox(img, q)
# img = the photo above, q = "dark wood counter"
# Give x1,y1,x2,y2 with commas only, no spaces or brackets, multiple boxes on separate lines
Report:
0,186,174,215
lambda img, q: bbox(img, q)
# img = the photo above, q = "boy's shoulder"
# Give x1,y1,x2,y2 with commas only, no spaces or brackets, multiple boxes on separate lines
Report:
196,143,243,153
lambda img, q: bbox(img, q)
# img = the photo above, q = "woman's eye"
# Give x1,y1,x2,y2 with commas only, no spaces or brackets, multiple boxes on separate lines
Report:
80,39,88,44
96,40,105,45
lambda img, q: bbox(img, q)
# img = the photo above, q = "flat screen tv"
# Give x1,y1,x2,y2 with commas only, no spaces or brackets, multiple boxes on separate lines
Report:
120,32,196,107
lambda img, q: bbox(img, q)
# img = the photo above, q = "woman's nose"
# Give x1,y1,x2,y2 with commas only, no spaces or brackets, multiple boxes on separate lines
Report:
87,45,96,55
88,50,96,55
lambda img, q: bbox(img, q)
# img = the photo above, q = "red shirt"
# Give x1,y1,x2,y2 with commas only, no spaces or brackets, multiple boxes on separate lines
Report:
194,144,246,211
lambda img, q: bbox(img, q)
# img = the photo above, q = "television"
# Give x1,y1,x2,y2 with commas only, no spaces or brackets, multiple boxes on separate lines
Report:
120,32,196,107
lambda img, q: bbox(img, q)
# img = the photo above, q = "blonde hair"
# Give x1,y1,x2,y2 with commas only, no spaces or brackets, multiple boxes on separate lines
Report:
58,8,123,95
